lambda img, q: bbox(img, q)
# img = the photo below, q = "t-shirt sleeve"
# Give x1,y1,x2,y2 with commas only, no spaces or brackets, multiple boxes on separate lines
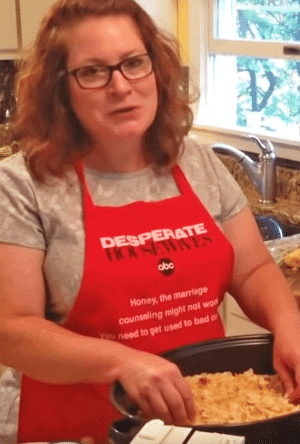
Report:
0,154,46,249
180,138,248,223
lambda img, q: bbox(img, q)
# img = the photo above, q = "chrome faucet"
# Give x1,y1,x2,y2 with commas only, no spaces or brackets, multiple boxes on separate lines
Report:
211,135,277,204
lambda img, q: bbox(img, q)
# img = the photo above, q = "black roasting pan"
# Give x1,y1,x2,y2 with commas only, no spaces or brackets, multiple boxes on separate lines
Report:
110,334,300,444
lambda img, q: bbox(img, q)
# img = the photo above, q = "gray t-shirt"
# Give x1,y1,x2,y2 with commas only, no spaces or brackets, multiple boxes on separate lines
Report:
0,137,247,443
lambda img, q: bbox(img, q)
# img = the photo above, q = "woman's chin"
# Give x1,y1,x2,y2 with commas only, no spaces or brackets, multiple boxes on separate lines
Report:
107,125,148,140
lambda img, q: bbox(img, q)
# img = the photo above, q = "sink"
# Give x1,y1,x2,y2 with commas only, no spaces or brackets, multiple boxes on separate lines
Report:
255,215,300,241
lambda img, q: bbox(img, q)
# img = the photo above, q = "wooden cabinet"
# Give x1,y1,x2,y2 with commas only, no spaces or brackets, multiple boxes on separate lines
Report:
0,0,18,51
20,0,56,48
0,0,54,57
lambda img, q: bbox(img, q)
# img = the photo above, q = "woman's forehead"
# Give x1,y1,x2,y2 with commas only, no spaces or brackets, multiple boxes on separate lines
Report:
63,14,146,67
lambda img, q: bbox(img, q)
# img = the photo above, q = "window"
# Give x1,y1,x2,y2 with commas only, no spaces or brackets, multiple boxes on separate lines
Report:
190,0,300,142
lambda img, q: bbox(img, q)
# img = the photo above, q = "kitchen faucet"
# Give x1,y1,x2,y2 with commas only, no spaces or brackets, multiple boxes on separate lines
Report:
211,135,277,204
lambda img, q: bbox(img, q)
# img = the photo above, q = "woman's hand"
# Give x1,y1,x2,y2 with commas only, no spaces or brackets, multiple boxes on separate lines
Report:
273,327,300,403
81,437,95,444
115,349,195,425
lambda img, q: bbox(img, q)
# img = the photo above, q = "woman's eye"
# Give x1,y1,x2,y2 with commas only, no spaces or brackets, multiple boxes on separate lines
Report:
126,57,143,69
79,66,107,78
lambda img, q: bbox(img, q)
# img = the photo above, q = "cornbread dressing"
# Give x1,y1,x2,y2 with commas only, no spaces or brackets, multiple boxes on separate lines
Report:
283,247,300,271
186,369,300,424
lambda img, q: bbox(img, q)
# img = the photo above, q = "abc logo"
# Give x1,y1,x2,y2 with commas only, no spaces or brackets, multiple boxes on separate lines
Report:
158,258,175,276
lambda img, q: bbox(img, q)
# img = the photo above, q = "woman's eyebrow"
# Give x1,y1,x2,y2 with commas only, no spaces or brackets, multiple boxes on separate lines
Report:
79,50,145,66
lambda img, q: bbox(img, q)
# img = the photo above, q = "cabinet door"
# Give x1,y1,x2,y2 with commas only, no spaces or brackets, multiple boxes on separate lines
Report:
0,0,18,50
20,0,56,48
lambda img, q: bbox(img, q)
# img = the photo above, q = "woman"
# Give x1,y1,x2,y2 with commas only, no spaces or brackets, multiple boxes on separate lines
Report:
0,0,300,443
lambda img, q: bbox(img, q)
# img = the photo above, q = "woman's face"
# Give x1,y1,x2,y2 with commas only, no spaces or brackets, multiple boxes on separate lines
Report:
66,14,158,145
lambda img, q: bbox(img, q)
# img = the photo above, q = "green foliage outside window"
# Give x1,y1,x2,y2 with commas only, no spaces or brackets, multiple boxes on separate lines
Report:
235,0,300,134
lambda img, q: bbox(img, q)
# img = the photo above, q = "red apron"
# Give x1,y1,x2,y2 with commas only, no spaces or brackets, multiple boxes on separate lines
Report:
18,164,234,443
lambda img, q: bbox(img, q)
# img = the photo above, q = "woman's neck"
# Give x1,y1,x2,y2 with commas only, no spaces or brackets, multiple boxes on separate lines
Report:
83,138,150,173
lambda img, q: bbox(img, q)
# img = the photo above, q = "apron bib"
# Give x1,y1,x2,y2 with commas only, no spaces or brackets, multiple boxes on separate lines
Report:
18,165,234,443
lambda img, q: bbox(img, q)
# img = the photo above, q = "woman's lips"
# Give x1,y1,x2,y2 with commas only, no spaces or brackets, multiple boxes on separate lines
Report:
111,106,138,114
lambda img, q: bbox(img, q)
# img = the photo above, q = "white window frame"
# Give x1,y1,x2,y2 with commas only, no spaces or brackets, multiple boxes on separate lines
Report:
188,0,300,156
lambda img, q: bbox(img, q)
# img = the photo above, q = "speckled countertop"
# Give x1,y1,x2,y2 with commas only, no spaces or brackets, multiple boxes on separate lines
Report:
218,154,300,227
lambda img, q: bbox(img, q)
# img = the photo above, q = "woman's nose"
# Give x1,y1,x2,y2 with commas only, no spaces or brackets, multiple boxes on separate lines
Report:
108,70,132,95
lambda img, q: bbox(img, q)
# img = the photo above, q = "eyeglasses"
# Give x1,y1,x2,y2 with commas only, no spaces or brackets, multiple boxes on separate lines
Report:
67,53,153,89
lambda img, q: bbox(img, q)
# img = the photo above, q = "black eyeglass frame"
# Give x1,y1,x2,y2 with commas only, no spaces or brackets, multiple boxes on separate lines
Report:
66,53,154,89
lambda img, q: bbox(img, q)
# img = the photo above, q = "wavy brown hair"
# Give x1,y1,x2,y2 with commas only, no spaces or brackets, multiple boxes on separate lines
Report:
14,0,195,181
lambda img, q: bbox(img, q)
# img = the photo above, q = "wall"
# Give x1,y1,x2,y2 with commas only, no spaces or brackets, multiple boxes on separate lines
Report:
177,0,189,65
136,0,176,36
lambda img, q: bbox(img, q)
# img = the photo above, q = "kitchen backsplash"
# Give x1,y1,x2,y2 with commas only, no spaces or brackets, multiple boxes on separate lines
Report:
218,154,300,226
219,154,300,203
0,60,17,124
